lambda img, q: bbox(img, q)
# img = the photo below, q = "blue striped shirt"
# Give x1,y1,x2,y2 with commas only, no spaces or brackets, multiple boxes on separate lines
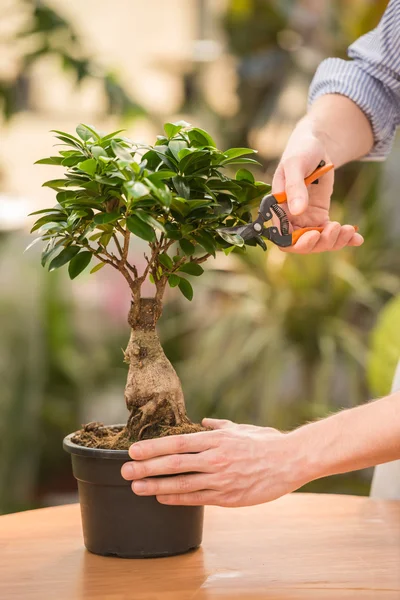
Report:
309,0,400,160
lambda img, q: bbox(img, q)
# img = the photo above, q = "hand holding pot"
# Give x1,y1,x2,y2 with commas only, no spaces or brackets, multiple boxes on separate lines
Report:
121,419,306,507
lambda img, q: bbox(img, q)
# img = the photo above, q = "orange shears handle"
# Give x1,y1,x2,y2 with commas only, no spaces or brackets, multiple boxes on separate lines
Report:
274,162,334,204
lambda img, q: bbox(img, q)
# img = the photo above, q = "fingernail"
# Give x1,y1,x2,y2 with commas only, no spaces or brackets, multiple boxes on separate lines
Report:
121,463,135,480
129,444,141,459
354,233,364,245
133,481,147,494
290,199,303,214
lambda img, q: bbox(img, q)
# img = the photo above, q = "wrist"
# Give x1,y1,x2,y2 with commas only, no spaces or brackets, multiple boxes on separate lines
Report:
284,424,324,487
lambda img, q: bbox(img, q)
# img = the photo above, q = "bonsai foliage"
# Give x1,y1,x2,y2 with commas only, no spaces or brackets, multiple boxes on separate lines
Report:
31,122,270,446
31,122,269,315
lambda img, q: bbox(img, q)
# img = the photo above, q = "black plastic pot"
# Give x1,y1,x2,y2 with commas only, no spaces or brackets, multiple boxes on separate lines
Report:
63,431,204,558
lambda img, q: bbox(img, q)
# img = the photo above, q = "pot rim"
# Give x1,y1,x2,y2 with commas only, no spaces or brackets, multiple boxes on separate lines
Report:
63,425,130,459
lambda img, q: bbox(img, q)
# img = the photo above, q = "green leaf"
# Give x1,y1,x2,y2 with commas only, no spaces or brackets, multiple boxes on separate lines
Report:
41,239,66,267
35,156,63,165
42,179,69,189
99,232,112,247
135,209,166,232
76,123,100,141
158,253,174,270
111,140,134,161
179,239,195,256
178,277,194,301
222,158,262,167
168,274,180,288
164,122,184,139
99,129,125,143
62,154,85,167
91,146,109,160
90,262,106,274
77,159,97,176
222,148,257,161
24,237,43,252
68,251,92,279
29,208,63,216
146,170,176,183
51,130,83,145
93,212,119,225
48,246,80,271
177,147,194,161
165,223,182,240
178,262,204,276
169,140,187,161
217,230,244,247
30,214,66,233
146,180,172,208
192,231,216,256
236,168,255,183
125,181,149,200
188,128,216,148
126,215,156,242
187,200,215,213
89,232,103,241
172,176,190,199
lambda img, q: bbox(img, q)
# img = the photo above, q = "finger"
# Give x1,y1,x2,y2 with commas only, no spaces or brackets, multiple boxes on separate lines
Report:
121,450,215,481
157,490,220,506
347,232,364,247
281,158,309,216
132,473,215,496
202,418,234,430
271,164,285,195
311,221,341,252
332,225,358,251
280,230,320,254
129,431,215,460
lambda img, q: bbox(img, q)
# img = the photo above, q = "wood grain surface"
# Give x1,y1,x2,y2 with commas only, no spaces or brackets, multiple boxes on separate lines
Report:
1,493,399,600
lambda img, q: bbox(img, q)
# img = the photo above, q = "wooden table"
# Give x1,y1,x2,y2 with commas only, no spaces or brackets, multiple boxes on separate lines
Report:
1,493,399,599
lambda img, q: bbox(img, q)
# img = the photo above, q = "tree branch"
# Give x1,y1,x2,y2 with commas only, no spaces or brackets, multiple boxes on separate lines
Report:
112,233,123,258
193,253,211,264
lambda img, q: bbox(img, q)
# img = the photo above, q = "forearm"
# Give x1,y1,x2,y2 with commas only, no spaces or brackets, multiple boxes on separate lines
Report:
294,94,374,168
291,392,400,485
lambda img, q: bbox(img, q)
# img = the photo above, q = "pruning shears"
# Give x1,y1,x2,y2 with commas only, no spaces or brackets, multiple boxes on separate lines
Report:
219,161,337,249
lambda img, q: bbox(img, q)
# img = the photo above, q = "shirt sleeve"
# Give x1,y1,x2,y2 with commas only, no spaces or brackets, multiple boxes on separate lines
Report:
308,0,400,161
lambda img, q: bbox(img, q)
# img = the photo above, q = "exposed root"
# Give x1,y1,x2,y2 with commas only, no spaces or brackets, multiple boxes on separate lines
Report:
70,298,206,451
138,420,156,439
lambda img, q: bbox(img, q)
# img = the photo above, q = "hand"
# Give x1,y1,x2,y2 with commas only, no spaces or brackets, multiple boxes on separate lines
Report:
272,124,364,254
121,419,307,507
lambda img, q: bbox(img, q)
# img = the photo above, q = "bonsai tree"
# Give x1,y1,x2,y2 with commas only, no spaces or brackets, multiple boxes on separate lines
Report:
31,122,269,449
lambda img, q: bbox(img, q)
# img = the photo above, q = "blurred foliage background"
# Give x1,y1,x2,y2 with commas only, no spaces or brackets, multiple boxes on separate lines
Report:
1,0,399,514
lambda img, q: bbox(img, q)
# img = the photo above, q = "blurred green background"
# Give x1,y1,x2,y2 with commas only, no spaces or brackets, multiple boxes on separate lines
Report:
1,0,399,514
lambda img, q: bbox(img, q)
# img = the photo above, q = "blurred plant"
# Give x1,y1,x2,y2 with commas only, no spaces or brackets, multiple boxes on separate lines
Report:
0,235,120,513
176,245,399,429
0,0,145,120
368,294,400,398
219,0,386,150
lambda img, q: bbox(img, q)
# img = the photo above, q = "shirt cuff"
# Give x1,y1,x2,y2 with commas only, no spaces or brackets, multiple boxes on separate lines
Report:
308,58,398,161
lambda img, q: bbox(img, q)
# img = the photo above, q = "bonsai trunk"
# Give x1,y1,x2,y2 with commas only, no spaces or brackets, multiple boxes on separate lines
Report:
124,298,191,440
72,297,204,450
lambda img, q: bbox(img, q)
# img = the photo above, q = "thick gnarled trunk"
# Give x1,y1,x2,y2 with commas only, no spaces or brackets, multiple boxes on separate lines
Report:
124,299,189,439
72,298,204,449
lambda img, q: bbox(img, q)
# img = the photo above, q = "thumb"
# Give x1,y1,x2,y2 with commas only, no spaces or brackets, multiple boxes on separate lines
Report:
282,160,309,216
202,418,234,430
